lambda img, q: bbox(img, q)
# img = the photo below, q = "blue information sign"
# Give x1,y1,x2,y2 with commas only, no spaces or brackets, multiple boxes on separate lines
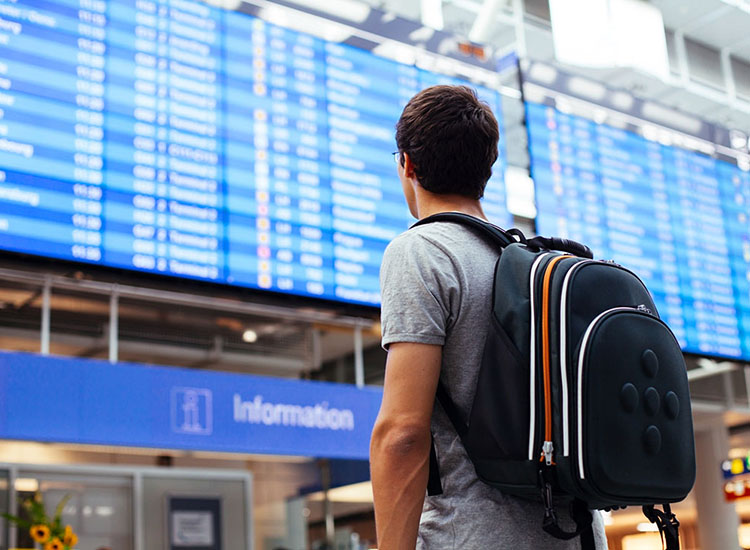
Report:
0,351,382,459
0,0,510,306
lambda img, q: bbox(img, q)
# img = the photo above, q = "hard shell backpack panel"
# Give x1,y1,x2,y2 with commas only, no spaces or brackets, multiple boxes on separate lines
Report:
414,213,696,550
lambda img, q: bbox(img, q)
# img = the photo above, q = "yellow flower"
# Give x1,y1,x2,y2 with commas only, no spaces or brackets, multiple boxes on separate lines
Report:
63,525,78,547
30,524,50,542
44,538,64,550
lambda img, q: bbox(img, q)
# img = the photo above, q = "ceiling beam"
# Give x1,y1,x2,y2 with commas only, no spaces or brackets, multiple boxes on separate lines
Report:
421,0,444,30
468,0,506,43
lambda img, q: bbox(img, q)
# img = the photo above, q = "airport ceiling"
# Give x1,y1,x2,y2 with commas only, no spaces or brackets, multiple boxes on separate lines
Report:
347,0,750,132
362,0,750,63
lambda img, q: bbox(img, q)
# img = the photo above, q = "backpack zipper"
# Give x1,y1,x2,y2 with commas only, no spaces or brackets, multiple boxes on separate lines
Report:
558,259,594,457
561,262,654,459
527,253,552,461
540,254,571,465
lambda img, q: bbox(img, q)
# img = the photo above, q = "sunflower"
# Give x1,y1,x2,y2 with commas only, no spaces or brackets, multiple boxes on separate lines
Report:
44,538,64,550
63,525,78,547
30,524,51,542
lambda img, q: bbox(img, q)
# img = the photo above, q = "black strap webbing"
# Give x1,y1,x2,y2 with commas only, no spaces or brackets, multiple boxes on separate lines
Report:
539,470,594,547
426,381,467,497
411,212,516,248
412,212,594,259
436,381,468,436
427,433,443,496
643,504,680,550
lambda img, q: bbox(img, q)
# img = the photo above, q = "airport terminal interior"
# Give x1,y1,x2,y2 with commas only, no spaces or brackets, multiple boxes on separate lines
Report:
0,0,749,548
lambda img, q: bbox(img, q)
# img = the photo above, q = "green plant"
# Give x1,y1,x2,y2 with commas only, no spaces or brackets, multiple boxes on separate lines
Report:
2,492,78,549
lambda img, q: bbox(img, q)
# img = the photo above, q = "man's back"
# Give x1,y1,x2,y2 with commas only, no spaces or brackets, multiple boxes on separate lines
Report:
380,221,607,549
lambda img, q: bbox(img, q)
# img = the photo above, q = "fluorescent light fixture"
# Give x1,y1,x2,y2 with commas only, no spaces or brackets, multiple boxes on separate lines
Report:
410,26,436,42
636,522,659,532
283,0,372,23
420,0,444,30
730,130,749,150
567,77,607,101
641,102,702,135
593,108,607,124
258,5,354,42
528,63,558,85
372,40,418,66
555,97,573,114
203,0,242,8
14,478,39,492
611,91,635,111
242,329,258,343
522,84,547,104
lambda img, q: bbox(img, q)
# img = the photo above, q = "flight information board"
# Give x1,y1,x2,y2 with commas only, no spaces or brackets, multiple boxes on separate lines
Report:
0,0,509,307
527,100,750,360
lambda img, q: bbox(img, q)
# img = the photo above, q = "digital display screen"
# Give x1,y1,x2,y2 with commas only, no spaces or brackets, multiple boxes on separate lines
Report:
527,100,750,359
0,0,510,306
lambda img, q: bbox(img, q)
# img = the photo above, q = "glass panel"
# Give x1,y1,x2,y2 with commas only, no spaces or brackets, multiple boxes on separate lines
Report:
0,469,8,550
14,472,132,550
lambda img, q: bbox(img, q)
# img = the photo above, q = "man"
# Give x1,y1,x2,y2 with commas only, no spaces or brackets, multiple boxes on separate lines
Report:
370,86,607,549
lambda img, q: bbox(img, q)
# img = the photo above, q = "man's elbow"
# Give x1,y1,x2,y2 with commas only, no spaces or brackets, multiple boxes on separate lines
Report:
371,419,431,459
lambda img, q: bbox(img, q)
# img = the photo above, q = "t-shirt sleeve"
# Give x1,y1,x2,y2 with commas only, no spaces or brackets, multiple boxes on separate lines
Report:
380,232,460,349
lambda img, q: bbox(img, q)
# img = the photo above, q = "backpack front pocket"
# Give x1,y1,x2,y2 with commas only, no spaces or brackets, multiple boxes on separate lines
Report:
574,308,695,505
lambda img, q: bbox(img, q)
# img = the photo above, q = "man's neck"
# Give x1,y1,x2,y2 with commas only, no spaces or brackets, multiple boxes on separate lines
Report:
415,190,488,221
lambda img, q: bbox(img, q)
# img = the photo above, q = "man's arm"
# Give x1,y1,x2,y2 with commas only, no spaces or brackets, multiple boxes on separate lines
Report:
370,342,442,550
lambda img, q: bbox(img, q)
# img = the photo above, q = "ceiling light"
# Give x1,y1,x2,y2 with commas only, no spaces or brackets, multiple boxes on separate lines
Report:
258,5,354,42
242,329,258,343
14,478,39,492
567,77,606,101
283,0,371,23
636,522,659,532
528,63,558,85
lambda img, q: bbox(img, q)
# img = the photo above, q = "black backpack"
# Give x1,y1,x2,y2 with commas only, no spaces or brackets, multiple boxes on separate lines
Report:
414,213,696,550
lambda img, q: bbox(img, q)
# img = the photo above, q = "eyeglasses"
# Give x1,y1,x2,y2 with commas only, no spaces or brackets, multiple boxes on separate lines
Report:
392,151,400,165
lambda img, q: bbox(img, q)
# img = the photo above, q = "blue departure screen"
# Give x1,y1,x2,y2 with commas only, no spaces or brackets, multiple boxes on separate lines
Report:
0,0,509,306
527,101,750,359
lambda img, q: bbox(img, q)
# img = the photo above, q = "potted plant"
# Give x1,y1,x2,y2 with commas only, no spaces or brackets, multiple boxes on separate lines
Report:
3,492,78,550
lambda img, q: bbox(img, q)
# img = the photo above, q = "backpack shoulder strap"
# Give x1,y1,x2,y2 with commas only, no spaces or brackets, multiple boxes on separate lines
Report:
410,212,517,248
412,212,594,258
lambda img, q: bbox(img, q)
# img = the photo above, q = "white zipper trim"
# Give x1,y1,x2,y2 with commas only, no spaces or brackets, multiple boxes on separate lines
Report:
528,254,551,461
559,260,594,457
577,306,634,479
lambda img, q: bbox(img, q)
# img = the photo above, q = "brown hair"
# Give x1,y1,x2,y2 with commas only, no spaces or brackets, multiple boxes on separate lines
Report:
395,85,499,199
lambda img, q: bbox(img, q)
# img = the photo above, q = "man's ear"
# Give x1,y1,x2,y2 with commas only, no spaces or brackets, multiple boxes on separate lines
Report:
402,152,417,180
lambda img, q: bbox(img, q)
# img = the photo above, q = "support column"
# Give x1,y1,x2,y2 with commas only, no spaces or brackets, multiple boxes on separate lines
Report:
694,417,740,550
354,326,364,388
320,459,335,548
109,289,119,363
40,276,51,355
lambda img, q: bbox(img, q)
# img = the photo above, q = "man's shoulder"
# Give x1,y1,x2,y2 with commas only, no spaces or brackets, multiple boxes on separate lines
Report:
386,222,478,255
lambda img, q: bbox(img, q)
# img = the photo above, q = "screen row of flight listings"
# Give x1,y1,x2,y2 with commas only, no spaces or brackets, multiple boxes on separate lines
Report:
528,101,750,360
0,0,510,305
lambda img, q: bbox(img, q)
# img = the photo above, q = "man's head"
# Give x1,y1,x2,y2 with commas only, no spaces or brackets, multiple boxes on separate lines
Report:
395,85,499,200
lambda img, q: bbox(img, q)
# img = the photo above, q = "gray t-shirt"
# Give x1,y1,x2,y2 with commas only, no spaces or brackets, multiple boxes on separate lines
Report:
380,220,608,550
